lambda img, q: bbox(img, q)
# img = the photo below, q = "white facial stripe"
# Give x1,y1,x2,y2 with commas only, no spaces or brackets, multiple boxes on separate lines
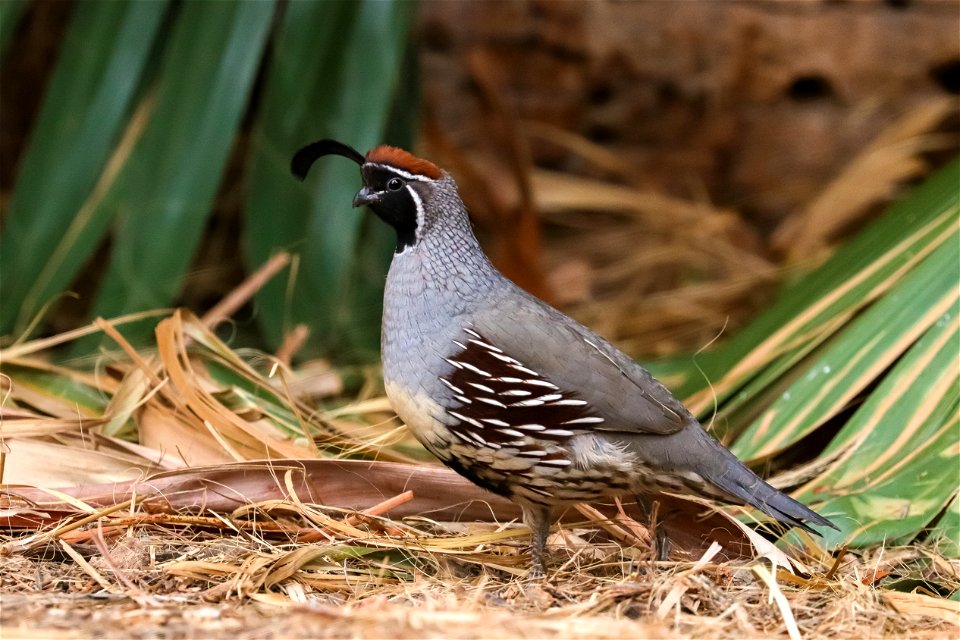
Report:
367,163,435,182
406,185,426,244
397,185,428,254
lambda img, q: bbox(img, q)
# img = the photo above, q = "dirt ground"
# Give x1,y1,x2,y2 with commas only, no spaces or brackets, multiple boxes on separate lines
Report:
2,531,957,639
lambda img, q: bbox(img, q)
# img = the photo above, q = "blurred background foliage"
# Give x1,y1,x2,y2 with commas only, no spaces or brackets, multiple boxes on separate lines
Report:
0,0,958,557
1,0,415,359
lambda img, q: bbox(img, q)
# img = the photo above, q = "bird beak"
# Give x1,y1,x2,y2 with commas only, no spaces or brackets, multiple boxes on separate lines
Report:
352,187,380,208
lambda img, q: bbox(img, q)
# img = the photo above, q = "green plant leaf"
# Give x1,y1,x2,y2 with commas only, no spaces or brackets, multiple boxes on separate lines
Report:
245,0,415,360
677,160,960,412
0,0,29,57
335,55,422,359
733,232,959,460
3,364,110,416
296,1,414,354
930,494,960,558
803,412,958,549
649,160,960,549
243,0,362,350
0,0,169,336
80,1,275,349
790,304,959,547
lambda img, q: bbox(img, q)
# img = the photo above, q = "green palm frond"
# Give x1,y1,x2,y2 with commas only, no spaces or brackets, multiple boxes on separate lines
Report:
651,160,960,550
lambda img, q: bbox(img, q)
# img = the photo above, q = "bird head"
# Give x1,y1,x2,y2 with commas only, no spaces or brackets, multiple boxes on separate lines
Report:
291,139,444,253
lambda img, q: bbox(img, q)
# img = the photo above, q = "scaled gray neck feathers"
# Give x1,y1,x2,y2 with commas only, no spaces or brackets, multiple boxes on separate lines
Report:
388,175,503,311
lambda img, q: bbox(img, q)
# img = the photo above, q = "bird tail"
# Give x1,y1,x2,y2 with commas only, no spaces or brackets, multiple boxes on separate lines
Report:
700,438,837,533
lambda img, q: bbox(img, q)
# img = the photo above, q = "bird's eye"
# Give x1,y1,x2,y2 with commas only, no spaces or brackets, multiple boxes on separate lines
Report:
387,177,404,191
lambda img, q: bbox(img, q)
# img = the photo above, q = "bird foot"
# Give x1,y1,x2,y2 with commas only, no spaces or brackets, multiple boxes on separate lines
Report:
635,493,671,562
653,527,671,562
526,564,546,580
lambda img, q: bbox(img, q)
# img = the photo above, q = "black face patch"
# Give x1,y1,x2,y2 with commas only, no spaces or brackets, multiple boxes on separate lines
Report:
359,165,420,252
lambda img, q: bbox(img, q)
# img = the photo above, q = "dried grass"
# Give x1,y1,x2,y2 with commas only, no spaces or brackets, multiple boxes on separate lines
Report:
432,96,956,357
2,506,957,639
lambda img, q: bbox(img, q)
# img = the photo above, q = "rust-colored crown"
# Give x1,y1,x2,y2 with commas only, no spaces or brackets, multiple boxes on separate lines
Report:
366,146,442,180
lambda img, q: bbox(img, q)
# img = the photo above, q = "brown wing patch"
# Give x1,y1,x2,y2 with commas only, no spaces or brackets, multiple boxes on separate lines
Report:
440,327,602,456
365,145,442,180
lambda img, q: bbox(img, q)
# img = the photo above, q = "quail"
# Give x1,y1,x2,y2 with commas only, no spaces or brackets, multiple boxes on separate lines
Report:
291,139,837,575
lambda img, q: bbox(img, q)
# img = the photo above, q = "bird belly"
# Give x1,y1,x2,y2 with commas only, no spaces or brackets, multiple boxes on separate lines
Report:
384,379,453,452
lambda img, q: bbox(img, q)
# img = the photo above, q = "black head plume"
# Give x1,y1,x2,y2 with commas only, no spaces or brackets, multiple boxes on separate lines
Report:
291,139,365,181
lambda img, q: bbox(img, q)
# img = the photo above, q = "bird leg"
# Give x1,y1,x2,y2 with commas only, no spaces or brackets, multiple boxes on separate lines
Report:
521,504,553,577
635,493,670,562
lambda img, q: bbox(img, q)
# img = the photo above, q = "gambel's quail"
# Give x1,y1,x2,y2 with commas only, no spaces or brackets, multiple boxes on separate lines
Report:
292,139,837,575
